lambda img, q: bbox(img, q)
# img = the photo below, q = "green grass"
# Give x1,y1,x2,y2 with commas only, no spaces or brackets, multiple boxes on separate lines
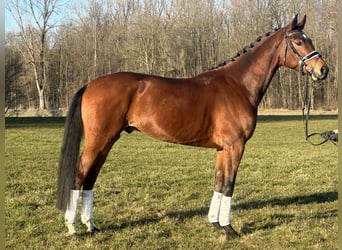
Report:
5,115,338,249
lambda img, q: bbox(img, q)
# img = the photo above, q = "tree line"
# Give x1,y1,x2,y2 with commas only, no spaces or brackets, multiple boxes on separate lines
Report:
5,0,338,116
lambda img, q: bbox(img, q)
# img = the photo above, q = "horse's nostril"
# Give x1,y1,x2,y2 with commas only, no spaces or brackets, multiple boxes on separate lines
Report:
318,66,329,80
321,66,329,76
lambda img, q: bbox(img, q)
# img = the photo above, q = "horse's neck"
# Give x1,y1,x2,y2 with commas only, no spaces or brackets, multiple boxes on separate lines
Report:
226,33,283,107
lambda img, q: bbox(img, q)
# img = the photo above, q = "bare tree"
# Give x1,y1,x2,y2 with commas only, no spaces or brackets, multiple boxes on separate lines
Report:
5,37,24,113
6,0,60,110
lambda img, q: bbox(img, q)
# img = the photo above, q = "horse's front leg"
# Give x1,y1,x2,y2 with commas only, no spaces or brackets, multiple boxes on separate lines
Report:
208,140,245,239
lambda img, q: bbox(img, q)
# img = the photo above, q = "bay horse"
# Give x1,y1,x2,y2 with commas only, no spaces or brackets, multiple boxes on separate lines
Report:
57,15,328,238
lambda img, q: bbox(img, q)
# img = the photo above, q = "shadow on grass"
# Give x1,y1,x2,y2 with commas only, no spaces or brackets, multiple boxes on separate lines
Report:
257,114,337,122
97,191,337,235
240,213,296,235
234,191,338,211
239,207,338,236
237,191,338,236
5,117,65,128
99,206,209,234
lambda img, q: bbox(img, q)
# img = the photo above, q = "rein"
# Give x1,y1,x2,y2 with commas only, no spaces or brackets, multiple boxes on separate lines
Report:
301,72,338,146
283,28,337,146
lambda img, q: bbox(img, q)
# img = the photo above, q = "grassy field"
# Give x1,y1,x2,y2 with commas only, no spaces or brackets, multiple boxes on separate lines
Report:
5,115,338,249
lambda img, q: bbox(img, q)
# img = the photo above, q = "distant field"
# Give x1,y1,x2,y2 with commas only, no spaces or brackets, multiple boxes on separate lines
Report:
5,115,337,249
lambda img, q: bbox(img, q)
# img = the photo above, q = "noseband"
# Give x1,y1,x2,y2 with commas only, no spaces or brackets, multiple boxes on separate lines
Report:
283,28,321,75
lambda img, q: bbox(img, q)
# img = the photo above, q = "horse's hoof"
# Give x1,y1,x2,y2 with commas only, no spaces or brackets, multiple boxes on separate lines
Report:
89,225,100,234
212,222,223,231
65,222,77,236
83,220,100,233
223,224,240,239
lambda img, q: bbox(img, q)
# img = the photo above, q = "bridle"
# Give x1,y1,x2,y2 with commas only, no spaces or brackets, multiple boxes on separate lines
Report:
283,28,337,146
283,28,321,75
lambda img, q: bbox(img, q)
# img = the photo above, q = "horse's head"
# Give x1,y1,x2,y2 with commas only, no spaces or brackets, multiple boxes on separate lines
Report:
282,14,329,81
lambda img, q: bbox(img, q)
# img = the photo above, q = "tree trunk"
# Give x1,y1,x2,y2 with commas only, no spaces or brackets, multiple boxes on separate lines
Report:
38,88,45,110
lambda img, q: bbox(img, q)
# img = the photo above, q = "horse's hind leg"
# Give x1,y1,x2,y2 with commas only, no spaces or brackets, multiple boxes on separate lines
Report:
81,134,120,233
64,133,120,235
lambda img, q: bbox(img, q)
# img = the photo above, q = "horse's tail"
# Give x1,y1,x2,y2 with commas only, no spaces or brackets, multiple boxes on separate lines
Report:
56,85,87,211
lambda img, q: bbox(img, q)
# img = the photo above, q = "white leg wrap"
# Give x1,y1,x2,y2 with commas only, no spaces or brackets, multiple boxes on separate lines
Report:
65,190,80,224
81,190,99,232
208,191,223,223
219,195,232,227
81,190,94,224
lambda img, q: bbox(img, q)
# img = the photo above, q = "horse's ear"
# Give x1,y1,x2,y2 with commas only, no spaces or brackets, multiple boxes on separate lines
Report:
291,14,306,31
297,14,306,30
291,14,299,30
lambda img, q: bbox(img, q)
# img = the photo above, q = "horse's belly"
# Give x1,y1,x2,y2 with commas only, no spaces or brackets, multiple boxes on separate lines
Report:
128,117,217,148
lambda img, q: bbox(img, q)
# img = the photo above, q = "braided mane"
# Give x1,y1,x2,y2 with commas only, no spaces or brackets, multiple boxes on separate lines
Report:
211,27,281,70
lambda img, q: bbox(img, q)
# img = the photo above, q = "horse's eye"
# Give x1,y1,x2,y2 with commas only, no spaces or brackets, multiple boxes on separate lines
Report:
295,41,303,46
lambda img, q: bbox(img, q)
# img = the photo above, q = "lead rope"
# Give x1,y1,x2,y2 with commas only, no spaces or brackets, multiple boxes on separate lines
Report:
301,73,338,146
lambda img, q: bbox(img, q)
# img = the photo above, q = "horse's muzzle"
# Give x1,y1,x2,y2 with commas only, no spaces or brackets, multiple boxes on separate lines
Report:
313,65,329,81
